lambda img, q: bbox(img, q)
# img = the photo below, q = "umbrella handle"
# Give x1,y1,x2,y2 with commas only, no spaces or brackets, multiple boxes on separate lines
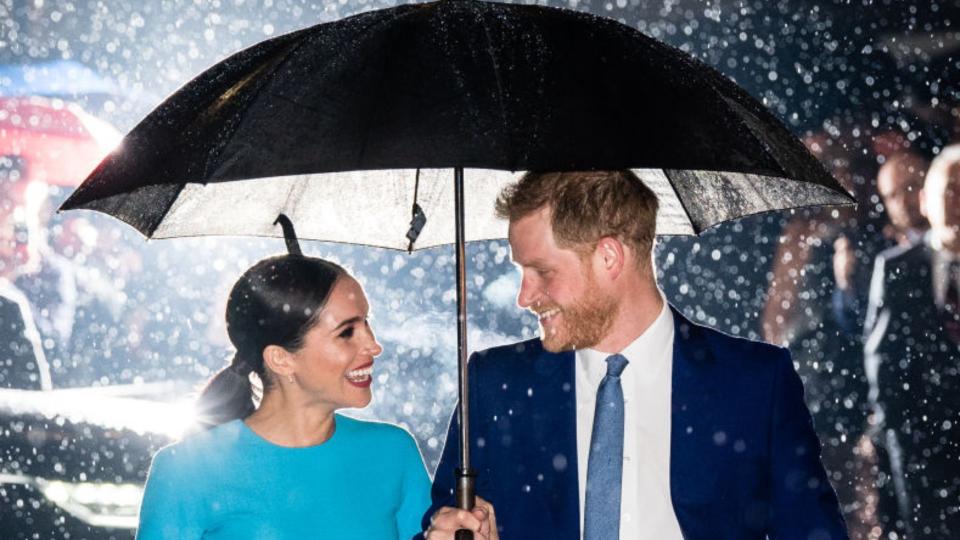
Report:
455,468,476,540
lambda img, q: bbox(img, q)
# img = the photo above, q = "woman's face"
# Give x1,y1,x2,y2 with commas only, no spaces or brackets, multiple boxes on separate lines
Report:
289,275,383,410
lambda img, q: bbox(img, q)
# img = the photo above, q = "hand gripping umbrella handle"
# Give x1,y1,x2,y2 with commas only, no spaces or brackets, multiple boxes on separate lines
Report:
455,468,476,540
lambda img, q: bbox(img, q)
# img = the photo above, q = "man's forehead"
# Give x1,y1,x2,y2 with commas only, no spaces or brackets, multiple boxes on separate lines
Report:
507,223,548,264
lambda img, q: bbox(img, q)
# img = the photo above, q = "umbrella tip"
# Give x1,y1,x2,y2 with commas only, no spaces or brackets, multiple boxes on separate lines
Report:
274,214,303,256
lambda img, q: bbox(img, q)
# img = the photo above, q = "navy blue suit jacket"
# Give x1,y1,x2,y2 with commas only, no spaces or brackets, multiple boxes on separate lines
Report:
424,308,847,539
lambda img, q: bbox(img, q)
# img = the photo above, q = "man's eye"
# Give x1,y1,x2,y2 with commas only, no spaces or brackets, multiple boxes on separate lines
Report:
338,327,355,339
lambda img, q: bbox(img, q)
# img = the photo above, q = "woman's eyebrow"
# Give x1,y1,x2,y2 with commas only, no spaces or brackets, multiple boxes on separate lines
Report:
332,315,364,332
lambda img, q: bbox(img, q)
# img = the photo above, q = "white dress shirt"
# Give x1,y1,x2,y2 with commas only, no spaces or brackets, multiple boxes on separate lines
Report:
575,295,684,539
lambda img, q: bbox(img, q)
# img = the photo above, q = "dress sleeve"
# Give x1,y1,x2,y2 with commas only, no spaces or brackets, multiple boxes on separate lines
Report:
395,431,432,540
136,447,205,540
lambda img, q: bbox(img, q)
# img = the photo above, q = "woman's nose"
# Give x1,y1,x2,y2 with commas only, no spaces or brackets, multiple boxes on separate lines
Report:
364,324,384,356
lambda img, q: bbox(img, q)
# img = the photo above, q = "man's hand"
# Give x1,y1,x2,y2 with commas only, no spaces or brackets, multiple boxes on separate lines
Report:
424,496,499,540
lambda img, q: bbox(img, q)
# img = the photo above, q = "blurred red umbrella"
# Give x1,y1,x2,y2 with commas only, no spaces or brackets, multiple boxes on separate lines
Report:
0,96,121,187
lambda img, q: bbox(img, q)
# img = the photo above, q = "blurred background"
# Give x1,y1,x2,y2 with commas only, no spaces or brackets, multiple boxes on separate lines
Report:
1,0,957,538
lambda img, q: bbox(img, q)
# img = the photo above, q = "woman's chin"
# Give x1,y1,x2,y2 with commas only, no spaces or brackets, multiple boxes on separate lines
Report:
340,389,372,410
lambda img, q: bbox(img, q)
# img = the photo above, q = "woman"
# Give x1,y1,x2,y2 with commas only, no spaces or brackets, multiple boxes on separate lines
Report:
137,252,431,539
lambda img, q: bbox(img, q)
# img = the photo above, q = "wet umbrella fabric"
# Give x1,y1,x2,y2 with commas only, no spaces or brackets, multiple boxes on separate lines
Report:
59,0,854,526
60,0,851,241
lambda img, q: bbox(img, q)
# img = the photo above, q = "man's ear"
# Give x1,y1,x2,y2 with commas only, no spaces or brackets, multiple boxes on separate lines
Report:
262,344,295,379
594,236,625,279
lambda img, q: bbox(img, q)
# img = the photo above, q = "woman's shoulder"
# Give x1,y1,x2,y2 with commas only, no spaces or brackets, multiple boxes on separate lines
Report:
335,414,418,448
152,420,246,469
335,415,426,481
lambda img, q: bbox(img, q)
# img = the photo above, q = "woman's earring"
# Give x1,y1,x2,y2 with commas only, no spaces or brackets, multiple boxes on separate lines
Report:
287,374,295,384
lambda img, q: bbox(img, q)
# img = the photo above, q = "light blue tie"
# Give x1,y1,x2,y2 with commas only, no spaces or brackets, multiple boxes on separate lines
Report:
583,354,628,540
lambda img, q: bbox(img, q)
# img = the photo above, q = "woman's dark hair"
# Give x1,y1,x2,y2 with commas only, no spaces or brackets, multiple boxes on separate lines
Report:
195,254,345,429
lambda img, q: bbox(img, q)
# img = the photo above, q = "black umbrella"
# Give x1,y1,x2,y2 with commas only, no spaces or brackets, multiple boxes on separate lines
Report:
61,0,854,530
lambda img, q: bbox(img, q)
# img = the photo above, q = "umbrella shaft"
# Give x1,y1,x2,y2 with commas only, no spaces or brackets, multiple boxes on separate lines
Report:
454,167,476,539
454,167,471,470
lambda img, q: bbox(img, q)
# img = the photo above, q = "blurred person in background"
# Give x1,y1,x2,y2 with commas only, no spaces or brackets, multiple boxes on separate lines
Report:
863,144,960,539
0,155,83,386
0,159,50,391
829,144,930,338
137,252,430,539
876,150,930,249
0,92,127,385
761,128,879,532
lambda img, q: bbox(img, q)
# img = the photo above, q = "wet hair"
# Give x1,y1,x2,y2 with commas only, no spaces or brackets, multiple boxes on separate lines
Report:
195,254,345,429
495,170,659,264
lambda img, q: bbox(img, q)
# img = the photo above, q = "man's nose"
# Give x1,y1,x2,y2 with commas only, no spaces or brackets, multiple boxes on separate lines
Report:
517,274,538,308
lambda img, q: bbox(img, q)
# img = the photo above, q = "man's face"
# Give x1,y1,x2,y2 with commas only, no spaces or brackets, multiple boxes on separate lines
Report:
508,207,617,352
924,162,960,239
878,158,926,233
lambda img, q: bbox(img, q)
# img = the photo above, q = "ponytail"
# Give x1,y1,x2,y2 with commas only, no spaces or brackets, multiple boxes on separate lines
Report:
195,354,257,429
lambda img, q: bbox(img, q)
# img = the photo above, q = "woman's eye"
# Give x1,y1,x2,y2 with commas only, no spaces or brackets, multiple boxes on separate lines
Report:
338,327,355,339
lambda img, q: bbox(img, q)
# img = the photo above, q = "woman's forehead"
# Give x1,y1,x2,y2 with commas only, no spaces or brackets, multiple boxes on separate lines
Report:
317,276,367,325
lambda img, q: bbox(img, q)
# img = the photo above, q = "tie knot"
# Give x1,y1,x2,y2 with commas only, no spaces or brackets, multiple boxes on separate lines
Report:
605,354,628,377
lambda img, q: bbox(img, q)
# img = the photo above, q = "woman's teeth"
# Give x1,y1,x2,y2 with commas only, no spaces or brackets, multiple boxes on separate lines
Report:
346,366,373,382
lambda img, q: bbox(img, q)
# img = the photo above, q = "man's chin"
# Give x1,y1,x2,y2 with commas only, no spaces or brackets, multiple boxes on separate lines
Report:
539,334,576,353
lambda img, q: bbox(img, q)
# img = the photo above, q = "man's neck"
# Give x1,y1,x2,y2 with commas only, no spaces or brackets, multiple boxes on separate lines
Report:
592,281,665,354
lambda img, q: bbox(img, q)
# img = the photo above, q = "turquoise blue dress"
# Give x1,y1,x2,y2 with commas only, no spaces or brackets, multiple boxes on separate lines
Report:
137,414,431,539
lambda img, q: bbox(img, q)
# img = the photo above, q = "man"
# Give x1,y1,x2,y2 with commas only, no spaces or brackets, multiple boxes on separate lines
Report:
877,150,929,248
863,145,960,539
425,170,847,539
829,150,927,337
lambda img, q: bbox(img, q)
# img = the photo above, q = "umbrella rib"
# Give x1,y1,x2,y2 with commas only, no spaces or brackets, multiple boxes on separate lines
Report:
201,33,314,180
660,169,702,235
476,6,513,164
279,173,308,220
144,183,189,238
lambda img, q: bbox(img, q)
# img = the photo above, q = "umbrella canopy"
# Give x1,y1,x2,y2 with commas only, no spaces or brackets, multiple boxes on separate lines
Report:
0,97,122,187
61,0,852,242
